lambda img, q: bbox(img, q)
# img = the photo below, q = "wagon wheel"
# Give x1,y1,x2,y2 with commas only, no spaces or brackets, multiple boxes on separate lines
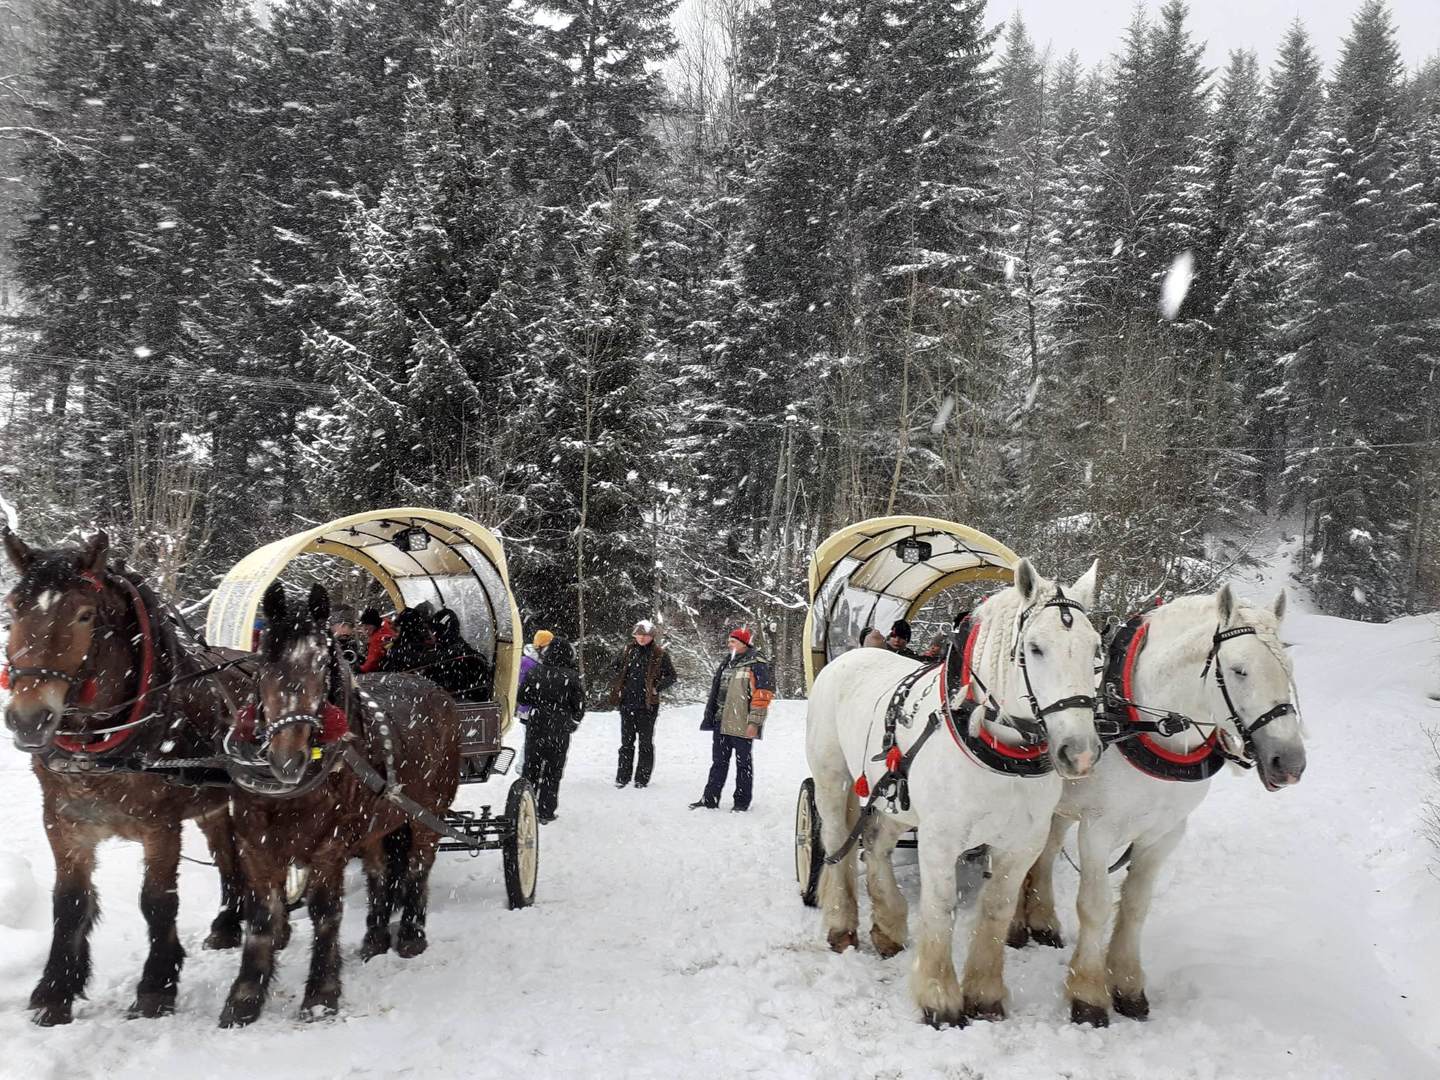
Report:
284,863,310,912
795,777,824,907
502,779,539,910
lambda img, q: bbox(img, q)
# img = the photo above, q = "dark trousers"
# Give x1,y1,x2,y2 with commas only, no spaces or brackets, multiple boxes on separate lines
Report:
703,728,753,809
522,726,571,818
617,705,658,785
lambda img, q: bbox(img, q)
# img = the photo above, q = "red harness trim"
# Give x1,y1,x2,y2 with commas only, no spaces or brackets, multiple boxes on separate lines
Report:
944,618,1048,762
52,574,155,755
1121,618,1218,765
233,702,349,744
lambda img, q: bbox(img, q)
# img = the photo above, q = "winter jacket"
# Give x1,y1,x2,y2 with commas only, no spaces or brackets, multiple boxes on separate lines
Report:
428,608,493,701
516,645,541,719
517,638,586,734
608,640,677,710
700,647,774,738
380,608,437,676
359,619,396,673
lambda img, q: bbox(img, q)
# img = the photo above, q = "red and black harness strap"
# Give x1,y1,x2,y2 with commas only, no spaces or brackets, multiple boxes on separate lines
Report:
942,614,1053,778
1101,613,1227,783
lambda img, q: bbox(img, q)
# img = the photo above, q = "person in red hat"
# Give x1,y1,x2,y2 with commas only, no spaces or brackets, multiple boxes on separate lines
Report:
690,627,774,811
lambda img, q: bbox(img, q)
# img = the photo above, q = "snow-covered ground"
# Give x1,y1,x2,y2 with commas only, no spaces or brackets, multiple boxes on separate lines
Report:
2,600,1439,1078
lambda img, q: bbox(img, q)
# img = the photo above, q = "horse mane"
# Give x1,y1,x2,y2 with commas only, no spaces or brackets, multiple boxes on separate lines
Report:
1145,592,1291,675
969,580,1064,682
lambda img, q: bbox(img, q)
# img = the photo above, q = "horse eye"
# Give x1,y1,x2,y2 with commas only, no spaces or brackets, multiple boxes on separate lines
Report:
76,609,96,624
1028,643,1044,657
1232,667,1248,679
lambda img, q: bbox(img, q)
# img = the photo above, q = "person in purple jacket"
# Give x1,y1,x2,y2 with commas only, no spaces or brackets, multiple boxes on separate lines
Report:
516,629,553,720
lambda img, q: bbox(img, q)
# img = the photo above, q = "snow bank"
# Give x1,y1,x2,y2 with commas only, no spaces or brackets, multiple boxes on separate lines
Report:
0,852,38,929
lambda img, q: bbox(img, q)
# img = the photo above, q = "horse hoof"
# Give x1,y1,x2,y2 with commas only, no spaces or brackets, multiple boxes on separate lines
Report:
964,998,1006,1022
219,997,262,1029
1030,927,1065,949
1070,999,1110,1027
300,994,339,1021
395,930,427,959
920,1006,968,1029
827,928,859,953
1113,990,1150,1020
1005,923,1030,949
30,1001,73,1027
870,927,905,959
205,917,243,951
128,992,176,1019
360,931,392,961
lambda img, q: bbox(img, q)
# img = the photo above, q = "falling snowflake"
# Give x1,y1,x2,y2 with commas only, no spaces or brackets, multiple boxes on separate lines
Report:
1159,251,1194,321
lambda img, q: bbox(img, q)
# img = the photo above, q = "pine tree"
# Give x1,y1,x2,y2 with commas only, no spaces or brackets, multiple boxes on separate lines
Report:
1277,0,1435,617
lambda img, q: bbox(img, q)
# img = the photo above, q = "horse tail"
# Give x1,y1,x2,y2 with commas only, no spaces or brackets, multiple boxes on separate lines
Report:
382,824,413,896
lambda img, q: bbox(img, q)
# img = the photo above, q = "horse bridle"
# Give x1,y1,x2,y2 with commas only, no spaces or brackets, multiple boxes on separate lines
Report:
966,589,1099,746
1200,625,1296,759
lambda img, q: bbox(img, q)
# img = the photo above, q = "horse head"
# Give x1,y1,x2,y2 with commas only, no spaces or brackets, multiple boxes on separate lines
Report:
254,581,337,785
992,557,1104,779
1209,584,1304,791
2,526,126,752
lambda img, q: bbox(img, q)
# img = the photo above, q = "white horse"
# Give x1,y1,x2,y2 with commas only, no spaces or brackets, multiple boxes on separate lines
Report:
1008,585,1306,1027
806,559,1103,1026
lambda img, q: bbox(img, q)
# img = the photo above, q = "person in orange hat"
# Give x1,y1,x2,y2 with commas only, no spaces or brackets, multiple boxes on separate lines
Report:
690,627,773,811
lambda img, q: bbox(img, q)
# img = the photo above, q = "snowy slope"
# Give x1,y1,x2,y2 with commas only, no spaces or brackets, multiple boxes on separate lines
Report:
1,605,1438,1079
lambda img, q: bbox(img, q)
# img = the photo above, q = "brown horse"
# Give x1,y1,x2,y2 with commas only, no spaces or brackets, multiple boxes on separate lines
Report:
1,527,245,1025
221,582,460,1026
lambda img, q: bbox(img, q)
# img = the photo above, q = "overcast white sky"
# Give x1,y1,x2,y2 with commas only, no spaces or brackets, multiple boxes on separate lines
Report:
1002,1,1436,72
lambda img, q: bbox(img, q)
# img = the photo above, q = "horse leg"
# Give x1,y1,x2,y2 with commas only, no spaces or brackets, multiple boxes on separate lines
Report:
395,826,440,959
1107,824,1185,1020
911,837,966,1027
29,817,99,1027
962,845,1037,1020
815,773,860,952
299,856,346,1020
196,806,244,950
1065,820,1119,1027
1008,815,1070,949
359,833,398,960
219,851,284,1028
129,823,185,1019
865,816,908,958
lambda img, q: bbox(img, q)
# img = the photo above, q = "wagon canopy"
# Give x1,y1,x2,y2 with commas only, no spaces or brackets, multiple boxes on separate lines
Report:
205,508,521,727
803,515,1018,689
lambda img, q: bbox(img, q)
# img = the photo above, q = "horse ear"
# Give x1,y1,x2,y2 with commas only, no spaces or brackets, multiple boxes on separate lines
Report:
1069,559,1099,609
2,523,32,572
262,582,287,625
307,584,331,626
1271,588,1287,623
1015,558,1037,604
1216,583,1236,624
80,529,109,575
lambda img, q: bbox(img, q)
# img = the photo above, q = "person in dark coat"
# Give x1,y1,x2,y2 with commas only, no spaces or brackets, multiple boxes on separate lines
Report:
608,619,677,789
429,608,494,701
380,607,435,675
516,637,586,823
886,619,923,660
690,628,774,812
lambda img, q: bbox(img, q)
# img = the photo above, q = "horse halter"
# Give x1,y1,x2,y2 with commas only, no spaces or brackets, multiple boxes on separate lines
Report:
3,571,105,695
965,588,1098,746
1199,625,1296,759
1012,589,1100,729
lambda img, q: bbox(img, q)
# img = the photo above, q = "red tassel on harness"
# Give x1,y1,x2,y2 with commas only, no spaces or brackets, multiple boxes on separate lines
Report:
234,703,257,741
319,703,349,743
854,774,869,798
0,665,9,691
886,745,903,773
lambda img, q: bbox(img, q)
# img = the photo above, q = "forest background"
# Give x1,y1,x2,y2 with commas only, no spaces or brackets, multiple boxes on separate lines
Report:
0,0,1436,692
